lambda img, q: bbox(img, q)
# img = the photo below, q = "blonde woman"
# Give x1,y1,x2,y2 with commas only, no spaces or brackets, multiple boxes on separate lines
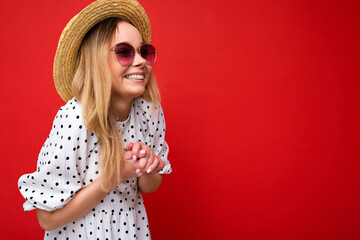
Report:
17,0,171,239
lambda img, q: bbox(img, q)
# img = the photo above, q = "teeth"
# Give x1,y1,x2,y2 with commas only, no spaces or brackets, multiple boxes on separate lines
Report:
125,74,144,80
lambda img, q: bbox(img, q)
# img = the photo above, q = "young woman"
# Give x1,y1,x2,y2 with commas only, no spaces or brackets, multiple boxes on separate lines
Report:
18,0,171,239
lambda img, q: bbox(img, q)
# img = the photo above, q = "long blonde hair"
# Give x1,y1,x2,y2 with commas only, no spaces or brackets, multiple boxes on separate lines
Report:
72,17,160,191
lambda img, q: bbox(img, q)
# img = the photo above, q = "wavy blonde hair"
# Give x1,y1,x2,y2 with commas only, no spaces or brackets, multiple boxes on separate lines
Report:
72,17,160,191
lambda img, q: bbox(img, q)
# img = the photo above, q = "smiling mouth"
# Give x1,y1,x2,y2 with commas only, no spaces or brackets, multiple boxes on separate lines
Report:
124,74,145,80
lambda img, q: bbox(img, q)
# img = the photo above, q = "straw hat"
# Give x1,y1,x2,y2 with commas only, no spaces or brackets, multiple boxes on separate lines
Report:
53,0,151,102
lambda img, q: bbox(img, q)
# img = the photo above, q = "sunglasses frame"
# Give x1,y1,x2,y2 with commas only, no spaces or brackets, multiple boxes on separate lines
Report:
110,43,157,66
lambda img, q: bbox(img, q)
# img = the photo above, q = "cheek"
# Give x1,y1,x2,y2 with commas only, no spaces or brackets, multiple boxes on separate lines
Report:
147,65,153,73
108,56,128,78
146,66,153,80
108,63,117,80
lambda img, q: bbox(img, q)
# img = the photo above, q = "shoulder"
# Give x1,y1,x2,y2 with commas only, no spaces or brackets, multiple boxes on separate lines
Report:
50,97,90,141
54,97,83,123
133,97,163,122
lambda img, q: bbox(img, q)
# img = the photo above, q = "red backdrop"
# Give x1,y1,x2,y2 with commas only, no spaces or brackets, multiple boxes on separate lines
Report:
1,0,359,239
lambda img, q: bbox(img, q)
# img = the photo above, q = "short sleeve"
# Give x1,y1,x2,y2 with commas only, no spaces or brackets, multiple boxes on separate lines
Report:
132,98,172,174
150,104,172,174
18,98,89,212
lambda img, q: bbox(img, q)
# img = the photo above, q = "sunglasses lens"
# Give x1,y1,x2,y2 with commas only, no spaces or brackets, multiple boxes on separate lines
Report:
140,44,157,65
114,43,135,66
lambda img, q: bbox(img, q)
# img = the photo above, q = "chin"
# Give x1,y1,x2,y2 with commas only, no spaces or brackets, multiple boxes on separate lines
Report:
128,87,146,99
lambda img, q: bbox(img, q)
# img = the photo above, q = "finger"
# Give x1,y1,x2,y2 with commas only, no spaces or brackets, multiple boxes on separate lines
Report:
146,155,158,174
135,168,142,176
140,142,151,151
144,153,155,174
153,157,165,173
131,142,142,160
159,159,166,170
126,142,133,151
136,142,149,158
136,150,149,175
124,150,133,160
137,151,149,170
139,148,147,158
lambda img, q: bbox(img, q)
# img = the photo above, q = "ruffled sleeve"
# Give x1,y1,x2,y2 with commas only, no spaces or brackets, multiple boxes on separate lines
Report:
18,98,92,211
152,104,172,174
135,98,172,174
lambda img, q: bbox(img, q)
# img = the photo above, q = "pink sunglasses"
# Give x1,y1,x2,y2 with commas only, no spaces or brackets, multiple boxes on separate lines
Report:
111,43,157,66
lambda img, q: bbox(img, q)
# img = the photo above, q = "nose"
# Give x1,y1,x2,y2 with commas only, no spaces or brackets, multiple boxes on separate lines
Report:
132,50,146,66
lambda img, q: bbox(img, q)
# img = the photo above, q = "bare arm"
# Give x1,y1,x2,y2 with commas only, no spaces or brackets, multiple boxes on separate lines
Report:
37,142,167,230
36,149,140,231
138,173,163,194
36,179,108,231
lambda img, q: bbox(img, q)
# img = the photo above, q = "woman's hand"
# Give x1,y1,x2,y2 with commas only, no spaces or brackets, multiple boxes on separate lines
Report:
125,142,165,176
120,142,165,194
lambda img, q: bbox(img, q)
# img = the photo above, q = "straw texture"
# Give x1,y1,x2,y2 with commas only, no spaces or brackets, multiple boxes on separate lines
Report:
53,0,151,102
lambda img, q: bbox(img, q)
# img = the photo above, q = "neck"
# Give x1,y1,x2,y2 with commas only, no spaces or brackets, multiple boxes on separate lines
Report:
111,96,133,122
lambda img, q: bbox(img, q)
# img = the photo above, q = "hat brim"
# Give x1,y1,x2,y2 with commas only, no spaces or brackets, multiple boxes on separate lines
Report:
53,0,151,102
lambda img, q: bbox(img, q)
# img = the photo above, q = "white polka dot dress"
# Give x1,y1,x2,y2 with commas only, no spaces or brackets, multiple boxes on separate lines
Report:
18,97,172,240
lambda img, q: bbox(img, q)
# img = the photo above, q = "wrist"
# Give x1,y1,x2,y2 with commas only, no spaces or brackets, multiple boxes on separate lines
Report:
138,173,163,194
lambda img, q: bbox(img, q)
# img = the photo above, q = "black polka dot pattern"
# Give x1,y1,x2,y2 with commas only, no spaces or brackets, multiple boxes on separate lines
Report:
18,97,171,239
119,98,172,175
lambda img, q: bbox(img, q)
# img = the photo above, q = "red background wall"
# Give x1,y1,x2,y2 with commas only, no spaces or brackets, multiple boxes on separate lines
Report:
1,0,359,239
